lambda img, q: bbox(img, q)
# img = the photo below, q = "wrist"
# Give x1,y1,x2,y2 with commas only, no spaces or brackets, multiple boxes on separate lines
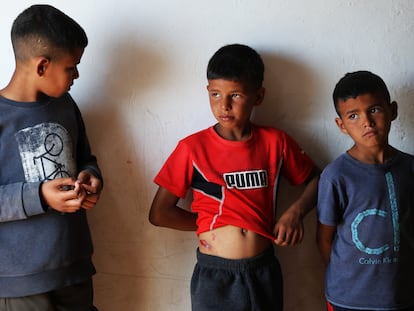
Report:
288,203,306,219
39,182,48,211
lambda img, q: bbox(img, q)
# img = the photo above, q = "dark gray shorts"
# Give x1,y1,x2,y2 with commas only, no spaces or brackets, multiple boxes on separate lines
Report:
0,279,98,311
191,247,283,311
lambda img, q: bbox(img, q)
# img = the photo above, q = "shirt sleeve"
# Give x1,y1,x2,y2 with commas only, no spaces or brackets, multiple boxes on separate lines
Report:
154,140,194,198
281,132,315,185
317,170,339,226
0,182,45,222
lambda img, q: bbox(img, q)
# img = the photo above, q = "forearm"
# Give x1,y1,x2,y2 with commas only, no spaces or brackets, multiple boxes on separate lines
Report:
0,182,45,222
150,205,197,231
289,168,320,218
272,167,320,246
318,243,332,265
317,222,336,265
149,186,197,231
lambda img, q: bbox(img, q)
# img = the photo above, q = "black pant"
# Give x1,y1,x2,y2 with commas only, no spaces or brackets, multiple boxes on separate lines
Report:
191,247,283,311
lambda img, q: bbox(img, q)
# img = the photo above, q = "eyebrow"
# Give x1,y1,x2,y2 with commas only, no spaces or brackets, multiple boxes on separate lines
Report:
343,109,358,116
343,103,384,115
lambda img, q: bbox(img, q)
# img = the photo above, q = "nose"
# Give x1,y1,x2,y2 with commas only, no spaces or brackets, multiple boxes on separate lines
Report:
362,113,375,127
73,67,79,80
220,96,232,111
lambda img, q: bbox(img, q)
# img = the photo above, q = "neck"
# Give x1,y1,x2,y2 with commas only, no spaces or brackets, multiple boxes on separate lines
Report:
0,69,43,102
214,123,252,141
347,144,394,164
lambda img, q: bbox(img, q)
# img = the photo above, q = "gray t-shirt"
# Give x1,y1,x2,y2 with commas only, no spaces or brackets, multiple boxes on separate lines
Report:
318,151,414,309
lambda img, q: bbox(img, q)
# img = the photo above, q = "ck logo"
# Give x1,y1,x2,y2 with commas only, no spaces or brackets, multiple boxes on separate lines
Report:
351,172,400,255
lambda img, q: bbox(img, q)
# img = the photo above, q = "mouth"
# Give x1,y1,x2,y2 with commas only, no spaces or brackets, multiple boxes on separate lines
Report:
363,130,377,137
219,115,234,121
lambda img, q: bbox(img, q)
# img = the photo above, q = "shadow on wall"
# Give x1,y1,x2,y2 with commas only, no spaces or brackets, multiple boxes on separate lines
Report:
391,78,414,154
253,53,327,311
79,37,170,310
83,36,166,227
254,52,330,167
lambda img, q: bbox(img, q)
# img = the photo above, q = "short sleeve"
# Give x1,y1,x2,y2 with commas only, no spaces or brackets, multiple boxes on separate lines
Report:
154,140,194,199
317,171,340,226
281,132,315,185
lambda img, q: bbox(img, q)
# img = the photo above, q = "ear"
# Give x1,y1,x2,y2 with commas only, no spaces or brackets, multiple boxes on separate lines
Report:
390,101,398,121
36,57,50,77
335,117,348,135
254,87,265,106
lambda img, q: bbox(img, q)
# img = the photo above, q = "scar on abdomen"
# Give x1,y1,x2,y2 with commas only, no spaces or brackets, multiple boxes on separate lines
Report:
200,239,211,249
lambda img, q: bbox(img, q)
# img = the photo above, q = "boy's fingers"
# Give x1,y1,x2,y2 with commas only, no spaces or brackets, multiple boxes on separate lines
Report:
81,183,96,194
274,226,303,246
274,227,287,244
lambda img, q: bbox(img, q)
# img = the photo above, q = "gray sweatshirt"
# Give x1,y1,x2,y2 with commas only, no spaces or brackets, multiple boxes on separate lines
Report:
0,93,102,297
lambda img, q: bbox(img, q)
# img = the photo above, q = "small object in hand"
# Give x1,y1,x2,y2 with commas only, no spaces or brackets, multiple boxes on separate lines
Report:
60,185,75,191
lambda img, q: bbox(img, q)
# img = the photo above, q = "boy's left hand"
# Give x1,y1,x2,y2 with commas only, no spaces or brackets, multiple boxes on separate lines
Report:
77,170,102,210
273,207,304,247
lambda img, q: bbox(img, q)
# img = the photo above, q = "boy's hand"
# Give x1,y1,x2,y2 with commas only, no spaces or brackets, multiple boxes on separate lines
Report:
273,206,304,247
41,178,86,213
77,170,102,210
273,167,320,247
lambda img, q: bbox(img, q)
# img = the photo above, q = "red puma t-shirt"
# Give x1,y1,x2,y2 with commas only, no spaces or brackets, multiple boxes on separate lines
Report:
154,125,314,240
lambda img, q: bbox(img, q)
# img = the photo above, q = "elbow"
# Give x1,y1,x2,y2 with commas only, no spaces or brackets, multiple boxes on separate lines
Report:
148,208,164,227
305,166,321,184
148,211,160,226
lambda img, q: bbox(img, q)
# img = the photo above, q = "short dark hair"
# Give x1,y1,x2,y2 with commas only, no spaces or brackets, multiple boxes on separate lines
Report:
11,4,88,62
207,44,264,89
333,70,391,116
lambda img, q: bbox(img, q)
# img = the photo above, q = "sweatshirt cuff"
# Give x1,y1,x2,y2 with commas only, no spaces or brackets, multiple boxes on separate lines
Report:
22,182,47,216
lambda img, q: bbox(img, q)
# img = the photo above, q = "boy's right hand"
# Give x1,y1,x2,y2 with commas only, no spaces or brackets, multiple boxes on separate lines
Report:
273,206,304,246
40,178,86,213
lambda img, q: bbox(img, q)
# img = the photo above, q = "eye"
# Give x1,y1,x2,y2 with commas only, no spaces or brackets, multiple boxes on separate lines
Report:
370,107,381,113
231,93,241,99
348,113,358,120
210,92,220,98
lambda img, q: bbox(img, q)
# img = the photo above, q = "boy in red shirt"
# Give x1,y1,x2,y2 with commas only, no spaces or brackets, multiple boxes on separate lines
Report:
149,44,319,311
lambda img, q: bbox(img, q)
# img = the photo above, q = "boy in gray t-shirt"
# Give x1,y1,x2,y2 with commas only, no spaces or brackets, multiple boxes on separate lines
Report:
317,71,414,311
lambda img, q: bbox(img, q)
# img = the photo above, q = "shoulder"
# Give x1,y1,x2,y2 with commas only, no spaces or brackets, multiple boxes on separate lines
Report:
253,124,285,135
393,148,414,161
391,148,414,172
253,125,310,158
165,127,213,157
178,127,214,145
252,124,291,142
182,127,210,139
321,153,350,179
